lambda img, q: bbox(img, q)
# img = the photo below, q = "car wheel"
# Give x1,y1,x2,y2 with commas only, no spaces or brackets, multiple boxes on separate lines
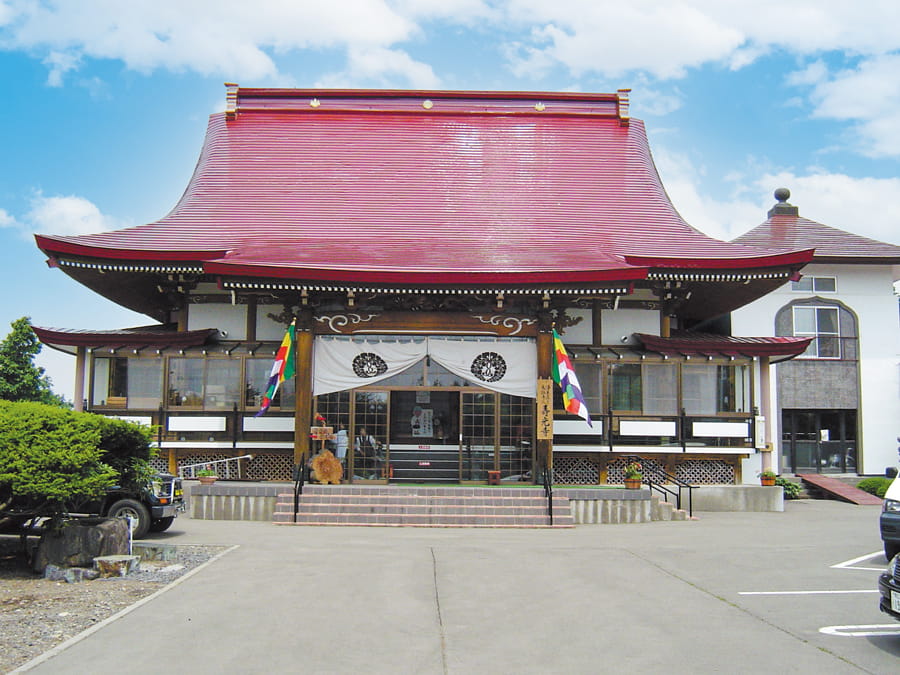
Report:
107,499,151,539
885,542,900,561
149,516,175,532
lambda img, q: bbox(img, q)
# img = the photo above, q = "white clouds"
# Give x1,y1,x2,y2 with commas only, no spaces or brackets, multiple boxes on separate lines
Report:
500,1,900,80
506,2,745,79
1,0,421,84
0,208,19,230
1,194,127,239
42,50,80,87
790,54,900,158
316,46,440,89
654,146,900,246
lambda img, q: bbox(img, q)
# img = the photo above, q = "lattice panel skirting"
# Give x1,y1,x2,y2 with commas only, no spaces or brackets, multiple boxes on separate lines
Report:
675,459,735,484
606,457,666,483
177,454,230,477
246,452,293,481
553,456,599,485
149,456,169,474
174,452,293,481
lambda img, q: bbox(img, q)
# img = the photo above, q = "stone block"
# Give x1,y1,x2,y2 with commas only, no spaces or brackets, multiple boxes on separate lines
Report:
94,554,141,577
44,563,100,583
132,542,177,561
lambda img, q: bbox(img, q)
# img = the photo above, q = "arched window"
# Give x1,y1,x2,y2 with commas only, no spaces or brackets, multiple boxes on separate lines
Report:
775,297,858,360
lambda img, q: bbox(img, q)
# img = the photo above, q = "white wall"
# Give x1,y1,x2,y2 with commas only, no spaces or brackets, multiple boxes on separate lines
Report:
601,308,659,346
732,264,900,475
563,308,593,344
187,303,248,340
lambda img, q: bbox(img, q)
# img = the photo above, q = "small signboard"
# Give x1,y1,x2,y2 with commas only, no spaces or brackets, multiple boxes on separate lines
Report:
536,378,553,440
310,426,335,441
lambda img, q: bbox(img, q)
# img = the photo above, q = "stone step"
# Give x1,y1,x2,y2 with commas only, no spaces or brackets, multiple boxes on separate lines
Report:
274,512,572,527
275,500,568,514
274,485,573,528
278,494,570,506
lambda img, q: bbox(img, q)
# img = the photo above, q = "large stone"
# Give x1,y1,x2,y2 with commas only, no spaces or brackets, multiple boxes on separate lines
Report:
33,517,130,573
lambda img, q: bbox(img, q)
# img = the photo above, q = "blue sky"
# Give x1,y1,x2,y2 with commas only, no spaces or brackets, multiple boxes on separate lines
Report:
2,1,899,401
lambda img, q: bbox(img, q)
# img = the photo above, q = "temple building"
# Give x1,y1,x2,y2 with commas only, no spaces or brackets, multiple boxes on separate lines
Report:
732,189,900,477
32,86,814,486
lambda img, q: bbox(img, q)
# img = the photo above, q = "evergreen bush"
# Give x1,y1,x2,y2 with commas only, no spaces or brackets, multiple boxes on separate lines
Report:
856,477,892,498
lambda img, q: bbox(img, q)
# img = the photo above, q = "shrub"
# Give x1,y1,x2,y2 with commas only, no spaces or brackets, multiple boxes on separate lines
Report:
774,476,802,499
0,401,154,524
856,477,893,498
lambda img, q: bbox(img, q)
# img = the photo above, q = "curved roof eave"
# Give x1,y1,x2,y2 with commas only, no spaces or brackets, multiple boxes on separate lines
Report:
201,260,650,285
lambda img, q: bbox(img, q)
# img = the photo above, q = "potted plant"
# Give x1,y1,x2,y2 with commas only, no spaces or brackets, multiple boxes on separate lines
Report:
758,469,777,486
624,461,643,489
197,467,218,485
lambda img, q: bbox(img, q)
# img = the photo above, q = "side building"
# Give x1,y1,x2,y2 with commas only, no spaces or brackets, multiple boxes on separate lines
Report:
32,86,813,486
732,189,900,476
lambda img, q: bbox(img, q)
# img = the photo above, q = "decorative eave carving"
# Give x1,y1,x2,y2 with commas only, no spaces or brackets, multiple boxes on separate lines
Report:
314,312,539,337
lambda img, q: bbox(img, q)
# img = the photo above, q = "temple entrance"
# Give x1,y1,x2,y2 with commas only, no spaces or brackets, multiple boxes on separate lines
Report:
316,388,534,484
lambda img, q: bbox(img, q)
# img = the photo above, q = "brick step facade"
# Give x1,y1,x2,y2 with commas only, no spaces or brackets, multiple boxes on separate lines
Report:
273,485,574,528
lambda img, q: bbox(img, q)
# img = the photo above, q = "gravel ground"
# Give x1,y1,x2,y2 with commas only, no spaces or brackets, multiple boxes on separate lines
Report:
0,536,226,673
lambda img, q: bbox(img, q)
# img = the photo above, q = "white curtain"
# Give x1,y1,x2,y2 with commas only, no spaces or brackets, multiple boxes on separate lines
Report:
313,337,426,395
313,336,536,398
427,337,536,397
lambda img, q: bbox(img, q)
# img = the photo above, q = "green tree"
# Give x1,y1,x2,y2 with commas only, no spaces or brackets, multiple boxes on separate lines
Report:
0,317,67,406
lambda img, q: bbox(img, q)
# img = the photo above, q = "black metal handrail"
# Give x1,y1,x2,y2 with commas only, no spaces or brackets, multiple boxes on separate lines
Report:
542,466,553,525
292,462,305,523
627,455,695,519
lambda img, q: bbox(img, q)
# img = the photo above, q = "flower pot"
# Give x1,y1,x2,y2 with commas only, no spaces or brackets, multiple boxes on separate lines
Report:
198,476,218,485
624,477,642,489
760,476,775,487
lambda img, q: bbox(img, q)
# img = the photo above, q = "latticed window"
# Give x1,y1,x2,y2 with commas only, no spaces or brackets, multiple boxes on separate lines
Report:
793,306,840,358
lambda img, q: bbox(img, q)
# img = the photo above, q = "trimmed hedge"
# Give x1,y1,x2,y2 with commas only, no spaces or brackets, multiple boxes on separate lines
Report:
0,401,154,521
856,477,893,498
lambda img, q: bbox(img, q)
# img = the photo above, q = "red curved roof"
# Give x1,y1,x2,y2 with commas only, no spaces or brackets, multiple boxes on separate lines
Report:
36,88,811,285
636,332,813,358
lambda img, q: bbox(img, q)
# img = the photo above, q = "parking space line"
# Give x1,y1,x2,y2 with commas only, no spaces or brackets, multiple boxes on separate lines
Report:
739,590,878,596
831,551,886,571
819,624,900,638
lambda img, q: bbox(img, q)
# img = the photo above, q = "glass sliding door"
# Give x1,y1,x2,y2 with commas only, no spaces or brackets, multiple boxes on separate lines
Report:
782,409,857,474
350,391,388,481
388,390,460,483
461,392,496,481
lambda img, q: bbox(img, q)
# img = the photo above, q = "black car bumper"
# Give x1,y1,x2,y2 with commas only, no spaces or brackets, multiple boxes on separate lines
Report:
878,572,900,620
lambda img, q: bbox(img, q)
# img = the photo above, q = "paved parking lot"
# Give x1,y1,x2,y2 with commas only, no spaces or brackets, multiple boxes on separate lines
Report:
20,499,900,674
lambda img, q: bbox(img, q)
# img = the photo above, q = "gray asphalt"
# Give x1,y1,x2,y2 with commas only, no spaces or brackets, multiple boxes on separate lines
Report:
17,499,900,674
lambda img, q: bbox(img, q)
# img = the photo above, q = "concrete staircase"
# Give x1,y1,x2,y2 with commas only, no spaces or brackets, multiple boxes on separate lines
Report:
651,496,690,521
272,485,574,528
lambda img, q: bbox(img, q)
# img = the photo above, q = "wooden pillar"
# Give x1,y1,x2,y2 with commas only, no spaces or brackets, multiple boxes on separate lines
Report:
73,346,86,412
661,314,671,338
592,300,603,345
759,356,773,474
537,329,553,472
293,316,314,466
